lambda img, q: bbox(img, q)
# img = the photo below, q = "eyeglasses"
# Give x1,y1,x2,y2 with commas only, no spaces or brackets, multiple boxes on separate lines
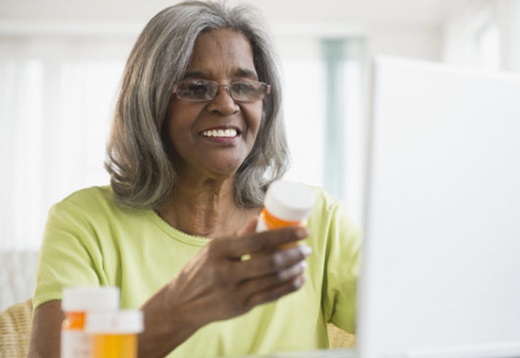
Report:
173,79,271,102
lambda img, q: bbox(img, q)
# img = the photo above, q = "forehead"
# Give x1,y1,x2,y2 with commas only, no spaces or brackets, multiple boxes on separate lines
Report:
186,29,257,78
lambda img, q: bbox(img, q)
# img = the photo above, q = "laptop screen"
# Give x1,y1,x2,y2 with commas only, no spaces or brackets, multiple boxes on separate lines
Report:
358,56,520,358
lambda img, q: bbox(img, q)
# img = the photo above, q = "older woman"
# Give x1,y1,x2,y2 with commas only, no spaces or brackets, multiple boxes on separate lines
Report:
29,1,360,357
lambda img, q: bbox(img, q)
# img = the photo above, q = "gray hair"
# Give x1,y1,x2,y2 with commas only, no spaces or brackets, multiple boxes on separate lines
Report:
105,0,290,209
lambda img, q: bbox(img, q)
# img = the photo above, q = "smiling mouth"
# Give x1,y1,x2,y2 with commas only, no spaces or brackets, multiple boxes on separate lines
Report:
200,128,239,138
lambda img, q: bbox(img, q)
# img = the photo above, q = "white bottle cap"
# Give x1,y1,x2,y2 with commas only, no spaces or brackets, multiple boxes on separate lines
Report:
86,310,144,334
62,287,120,312
264,180,315,222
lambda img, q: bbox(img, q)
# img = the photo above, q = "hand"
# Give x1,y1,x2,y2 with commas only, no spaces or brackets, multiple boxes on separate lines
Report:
165,221,311,327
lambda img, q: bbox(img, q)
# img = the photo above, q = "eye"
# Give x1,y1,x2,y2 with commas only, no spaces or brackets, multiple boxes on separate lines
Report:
232,82,257,95
178,80,210,98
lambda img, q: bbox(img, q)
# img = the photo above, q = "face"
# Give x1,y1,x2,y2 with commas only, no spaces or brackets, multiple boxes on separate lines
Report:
165,29,264,181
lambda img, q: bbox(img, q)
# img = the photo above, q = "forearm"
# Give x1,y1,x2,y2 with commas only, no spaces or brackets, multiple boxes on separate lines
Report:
28,301,63,358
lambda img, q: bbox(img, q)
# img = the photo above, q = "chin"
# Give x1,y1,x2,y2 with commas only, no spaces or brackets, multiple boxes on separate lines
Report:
206,160,244,178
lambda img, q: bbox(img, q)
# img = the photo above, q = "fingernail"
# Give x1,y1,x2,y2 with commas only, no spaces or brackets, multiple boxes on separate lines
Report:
295,227,309,239
300,245,312,257
300,261,308,269
295,276,305,288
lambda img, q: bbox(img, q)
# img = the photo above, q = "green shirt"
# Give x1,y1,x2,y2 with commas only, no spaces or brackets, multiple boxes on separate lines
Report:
34,185,361,357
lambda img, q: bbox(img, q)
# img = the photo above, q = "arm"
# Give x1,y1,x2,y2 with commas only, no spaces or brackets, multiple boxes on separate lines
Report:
28,301,63,358
28,226,310,358
321,200,361,333
138,225,311,358
29,215,308,357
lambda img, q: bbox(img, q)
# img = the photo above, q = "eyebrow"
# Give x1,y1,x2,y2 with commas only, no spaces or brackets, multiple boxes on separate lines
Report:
235,68,258,79
183,68,258,80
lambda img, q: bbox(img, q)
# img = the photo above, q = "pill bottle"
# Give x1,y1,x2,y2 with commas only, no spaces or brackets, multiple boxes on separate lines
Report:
61,287,120,358
86,310,144,358
257,180,315,233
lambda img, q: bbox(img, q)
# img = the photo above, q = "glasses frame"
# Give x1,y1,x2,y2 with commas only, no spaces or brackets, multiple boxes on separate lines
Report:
172,79,271,103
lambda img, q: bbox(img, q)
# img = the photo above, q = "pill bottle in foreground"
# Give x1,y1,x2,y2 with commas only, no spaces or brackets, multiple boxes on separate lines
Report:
61,287,120,358
86,310,144,358
257,180,315,233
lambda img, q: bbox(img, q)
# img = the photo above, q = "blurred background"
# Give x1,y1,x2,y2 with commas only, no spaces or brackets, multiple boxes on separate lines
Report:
1,0,519,253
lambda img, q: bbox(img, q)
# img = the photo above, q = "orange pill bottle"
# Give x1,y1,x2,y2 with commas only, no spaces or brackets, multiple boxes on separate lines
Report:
257,180,315,234
86,310,144,358
61,287,120,358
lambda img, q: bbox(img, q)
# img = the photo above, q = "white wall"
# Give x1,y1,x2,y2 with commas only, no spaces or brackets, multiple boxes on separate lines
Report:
442,0,520,73
368,26,443,61
498,0,520,72
0,0,451,63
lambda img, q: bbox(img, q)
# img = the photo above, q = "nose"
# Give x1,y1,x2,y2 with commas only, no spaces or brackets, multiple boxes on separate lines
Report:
206,84,239,115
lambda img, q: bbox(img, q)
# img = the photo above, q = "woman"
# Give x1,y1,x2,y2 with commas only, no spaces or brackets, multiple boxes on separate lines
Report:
29,1,361,357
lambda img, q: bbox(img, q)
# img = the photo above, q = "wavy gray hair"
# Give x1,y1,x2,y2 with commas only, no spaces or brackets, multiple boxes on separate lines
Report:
105,0,289,209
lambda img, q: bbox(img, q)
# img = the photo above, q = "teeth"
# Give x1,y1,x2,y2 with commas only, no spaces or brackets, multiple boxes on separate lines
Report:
201,129,238,137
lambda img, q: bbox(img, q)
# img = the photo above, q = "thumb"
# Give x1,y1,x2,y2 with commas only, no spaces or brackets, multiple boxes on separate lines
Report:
213,217,259,241
240,217,259,236
229,216,259,240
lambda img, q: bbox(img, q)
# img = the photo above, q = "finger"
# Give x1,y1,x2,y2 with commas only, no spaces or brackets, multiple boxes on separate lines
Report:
222,227,309,259
237,244,312,280
243,275,306,310
239,261,307,293
254,227,310,251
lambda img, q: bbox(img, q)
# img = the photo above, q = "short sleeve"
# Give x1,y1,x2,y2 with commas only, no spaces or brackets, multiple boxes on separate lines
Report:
321,200,362,333
33,198,108,311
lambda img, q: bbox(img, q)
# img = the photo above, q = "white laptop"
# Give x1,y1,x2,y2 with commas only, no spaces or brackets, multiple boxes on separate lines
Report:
251,57,520,358
357,56,520,358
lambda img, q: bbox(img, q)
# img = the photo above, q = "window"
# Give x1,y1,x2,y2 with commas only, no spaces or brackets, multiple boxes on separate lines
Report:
276,33,366,226
0,35,129,250
475,18,500,70
443,2,501,71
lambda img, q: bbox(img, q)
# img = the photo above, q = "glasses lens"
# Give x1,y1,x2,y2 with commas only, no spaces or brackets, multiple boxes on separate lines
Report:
175,80,269,102
176,80,216,101
230,82,266,102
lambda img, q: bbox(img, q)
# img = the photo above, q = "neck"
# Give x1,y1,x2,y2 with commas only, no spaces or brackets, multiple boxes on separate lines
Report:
157,177,252,237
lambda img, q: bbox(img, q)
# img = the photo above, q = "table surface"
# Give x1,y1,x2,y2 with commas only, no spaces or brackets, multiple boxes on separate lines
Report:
239,348,358,358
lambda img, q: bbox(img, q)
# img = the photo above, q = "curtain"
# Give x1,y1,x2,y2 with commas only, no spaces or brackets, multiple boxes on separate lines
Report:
0,37,130,250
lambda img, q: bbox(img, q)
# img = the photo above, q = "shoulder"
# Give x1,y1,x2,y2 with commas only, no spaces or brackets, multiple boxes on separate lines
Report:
307,185,346,222
309,186,342,212
57,185,113,208
49,186,142,223
306,185,361,238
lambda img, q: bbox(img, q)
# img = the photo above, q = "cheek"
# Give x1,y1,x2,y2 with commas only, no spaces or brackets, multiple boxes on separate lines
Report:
166,105,200,143
245,104,264,134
